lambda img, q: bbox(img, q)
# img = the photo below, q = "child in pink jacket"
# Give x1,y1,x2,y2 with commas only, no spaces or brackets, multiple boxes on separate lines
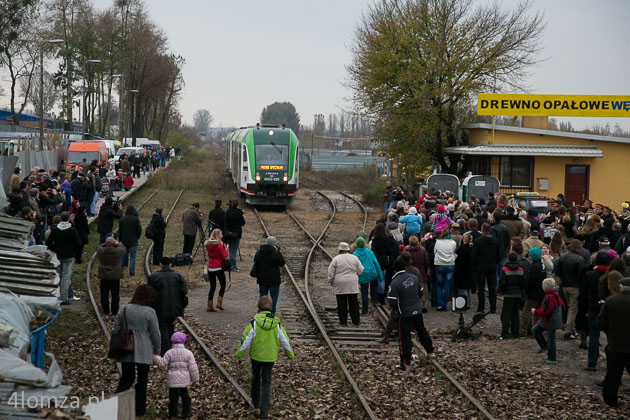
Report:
153,332,199,419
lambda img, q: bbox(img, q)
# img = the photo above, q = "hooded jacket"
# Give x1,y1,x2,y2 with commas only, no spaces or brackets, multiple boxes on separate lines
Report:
206,238,228,270
400,212,422,234
45,221,81,259
234,311,294,362
352,246,384,284
555,250,586,288
59,180,72,211
534,289,565,329
526,249,546,302
471,234,501,272
96,241,127,280
118,205,142,247
97,203,122,234
153,343,199,388
150,212,167,241
5,191,27,216
254,244,285,287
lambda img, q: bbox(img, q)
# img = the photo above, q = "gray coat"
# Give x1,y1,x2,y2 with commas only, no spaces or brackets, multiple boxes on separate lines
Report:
112,304,161,364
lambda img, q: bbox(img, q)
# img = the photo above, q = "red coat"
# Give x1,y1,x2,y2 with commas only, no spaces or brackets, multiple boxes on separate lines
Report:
122,176,134,187
205,239,228,269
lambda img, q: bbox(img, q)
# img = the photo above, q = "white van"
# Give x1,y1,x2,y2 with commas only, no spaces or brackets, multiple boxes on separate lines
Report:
114,146,145,165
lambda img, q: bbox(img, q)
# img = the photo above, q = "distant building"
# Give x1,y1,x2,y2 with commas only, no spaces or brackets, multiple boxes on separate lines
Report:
444,116,630,208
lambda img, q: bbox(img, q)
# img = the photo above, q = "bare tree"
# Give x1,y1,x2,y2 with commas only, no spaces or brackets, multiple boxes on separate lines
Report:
193,109,213,134
20,69,59,117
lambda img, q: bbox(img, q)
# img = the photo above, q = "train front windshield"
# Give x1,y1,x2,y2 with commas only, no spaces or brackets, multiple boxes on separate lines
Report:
255,143,288,167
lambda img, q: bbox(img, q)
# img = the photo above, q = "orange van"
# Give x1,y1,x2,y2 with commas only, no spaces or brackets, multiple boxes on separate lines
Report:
65,141,108,172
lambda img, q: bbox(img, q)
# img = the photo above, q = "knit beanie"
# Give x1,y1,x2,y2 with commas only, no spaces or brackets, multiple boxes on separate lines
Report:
356,237,365,248
438,205,445,213
266,236,277,246
606,249,618,262
171,332,186,344
528,247,541,261
408,207,417,215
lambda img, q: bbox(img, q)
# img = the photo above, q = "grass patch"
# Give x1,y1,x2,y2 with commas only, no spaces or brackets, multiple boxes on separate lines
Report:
47,310,84,339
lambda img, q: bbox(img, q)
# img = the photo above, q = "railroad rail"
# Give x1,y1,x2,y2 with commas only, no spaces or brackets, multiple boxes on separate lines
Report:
252,192,379,420
143,191,254,409
262,190,498,420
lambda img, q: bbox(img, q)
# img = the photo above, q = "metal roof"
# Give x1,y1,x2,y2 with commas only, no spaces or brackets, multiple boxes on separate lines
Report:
443,144,604,157
463,123,630,144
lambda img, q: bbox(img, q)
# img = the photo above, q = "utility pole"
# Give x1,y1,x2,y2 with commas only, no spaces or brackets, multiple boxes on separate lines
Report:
129,89,139,146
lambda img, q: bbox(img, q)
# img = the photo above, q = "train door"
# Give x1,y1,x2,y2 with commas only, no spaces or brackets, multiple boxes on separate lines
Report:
242,145,249,185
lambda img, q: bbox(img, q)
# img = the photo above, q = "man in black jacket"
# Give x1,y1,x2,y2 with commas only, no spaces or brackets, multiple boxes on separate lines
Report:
150,208,167,265
387,259,434,370
97,197,123,244
472,223,502,313
46,211,81,305
556,239,586,339
255,236,285,315
148,257,188,355
208,200,226,232
118,205,142,277
225,200,246,271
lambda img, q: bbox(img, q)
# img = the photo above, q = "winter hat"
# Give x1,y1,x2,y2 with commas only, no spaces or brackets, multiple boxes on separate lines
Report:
447,204,455,212
266,236,277,246
438,205,445,213
505,206,515,213
529,247,541,261
387,222,398,230
397,201,405,209
542,278,556,292
408,207,418,215
606,249,618,262
160,257,172,266
398,244,405,253
355,237,365,248
171,332,186,344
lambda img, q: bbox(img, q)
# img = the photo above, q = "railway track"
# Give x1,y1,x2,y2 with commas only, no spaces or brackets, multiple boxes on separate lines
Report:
254,190,499,419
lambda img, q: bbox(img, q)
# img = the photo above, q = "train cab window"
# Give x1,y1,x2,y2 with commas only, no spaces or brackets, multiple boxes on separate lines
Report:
242,147,247,162
255,143,288,167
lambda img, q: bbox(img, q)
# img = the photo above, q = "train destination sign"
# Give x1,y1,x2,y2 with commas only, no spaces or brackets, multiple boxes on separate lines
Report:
477,94,630,118
259,165,284,170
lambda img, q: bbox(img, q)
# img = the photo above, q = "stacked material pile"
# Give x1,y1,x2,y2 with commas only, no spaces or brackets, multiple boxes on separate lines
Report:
0,247,60,297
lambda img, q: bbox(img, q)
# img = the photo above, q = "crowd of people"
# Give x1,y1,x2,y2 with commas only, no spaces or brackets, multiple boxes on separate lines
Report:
334,181,629,405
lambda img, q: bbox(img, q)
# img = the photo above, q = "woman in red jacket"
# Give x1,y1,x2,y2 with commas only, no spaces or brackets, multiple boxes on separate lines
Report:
205,228,228,312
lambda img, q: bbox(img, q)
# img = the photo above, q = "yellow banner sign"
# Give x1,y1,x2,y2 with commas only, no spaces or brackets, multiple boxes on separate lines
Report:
477,94,630,117
259,165,283,170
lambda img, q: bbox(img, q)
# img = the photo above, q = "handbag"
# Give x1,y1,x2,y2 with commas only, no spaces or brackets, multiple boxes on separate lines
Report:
249,250,259,277
107,307,134,359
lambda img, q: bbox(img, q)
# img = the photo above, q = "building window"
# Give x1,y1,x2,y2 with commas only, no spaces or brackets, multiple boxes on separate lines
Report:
500,156,532,188
470,156,491,175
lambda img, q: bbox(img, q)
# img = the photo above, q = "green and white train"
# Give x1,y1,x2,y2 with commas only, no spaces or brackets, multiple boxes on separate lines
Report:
226,124,299,205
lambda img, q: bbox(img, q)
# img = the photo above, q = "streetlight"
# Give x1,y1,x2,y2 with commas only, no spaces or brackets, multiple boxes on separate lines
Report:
82,59,101,137
20,38,64,151
129,89,139,146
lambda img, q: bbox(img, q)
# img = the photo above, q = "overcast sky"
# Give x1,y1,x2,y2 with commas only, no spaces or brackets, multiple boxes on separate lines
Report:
5,0,630,132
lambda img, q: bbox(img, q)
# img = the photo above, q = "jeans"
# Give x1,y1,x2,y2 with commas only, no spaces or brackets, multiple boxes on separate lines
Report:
99,231,112,245
563,287,579,334
100,279,120,315
58,257,75,303
168,387,191,418
116,362,150,416
121,245,137,276
533,322,557,361
434,265,454,309
336,294,360,325
384,201,394,214
259,285,280,315
208,269,226,300
399,315,433,366
229,238,241,270
519,299,541,336
360,281,378,313
251,360,274,413
495,258,505,288
587,310,600,368
86,191,95,215
475,269,497,312
158,317,175,356
90,190,98,215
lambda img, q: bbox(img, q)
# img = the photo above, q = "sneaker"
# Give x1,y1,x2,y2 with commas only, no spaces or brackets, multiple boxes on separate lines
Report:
563,332,574,340
579,343,587,350
543,359,557,365
536,348,547,354
426,352,436,358
71,296,81,301
499,336,506,340
569,333,578,339
395,363,407,371
411,354,419,360
254,408,261,417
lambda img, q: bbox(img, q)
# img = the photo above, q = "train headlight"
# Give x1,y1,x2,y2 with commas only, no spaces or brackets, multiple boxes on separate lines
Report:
283,173,288,182
255,172,261,182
